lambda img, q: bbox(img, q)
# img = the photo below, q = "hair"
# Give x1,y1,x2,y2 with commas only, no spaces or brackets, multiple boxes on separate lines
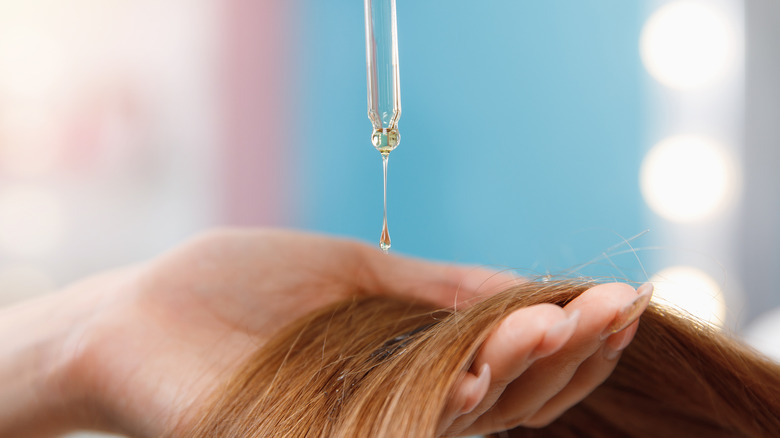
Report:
183,280,780,437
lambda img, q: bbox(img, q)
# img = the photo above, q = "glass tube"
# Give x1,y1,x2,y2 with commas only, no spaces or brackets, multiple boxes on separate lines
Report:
365,0,401,154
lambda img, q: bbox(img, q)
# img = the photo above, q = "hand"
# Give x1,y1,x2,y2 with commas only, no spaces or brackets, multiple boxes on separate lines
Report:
39,229,518,437
440,282,653,436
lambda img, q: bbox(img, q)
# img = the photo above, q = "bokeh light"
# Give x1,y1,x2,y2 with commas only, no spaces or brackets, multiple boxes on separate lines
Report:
640,1,738,90
743,307,780,363
640,135,737,222
0,186,65,257
651,265,726,327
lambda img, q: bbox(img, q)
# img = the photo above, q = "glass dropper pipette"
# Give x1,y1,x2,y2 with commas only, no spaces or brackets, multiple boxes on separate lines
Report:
364,0,401,252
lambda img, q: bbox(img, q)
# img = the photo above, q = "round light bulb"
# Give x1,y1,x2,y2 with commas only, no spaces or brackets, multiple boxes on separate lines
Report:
640,135,737,223
650,265,726,328
640,1,738,90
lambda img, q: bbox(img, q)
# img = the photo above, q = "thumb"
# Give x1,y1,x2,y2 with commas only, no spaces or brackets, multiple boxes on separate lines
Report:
355,246,522,308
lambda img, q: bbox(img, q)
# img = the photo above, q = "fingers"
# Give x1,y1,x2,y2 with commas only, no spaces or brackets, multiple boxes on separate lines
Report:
524,318,641,427
472,305,579,388
523,283,653,427
442,304,579,435
461,282,653,434
438,363,492,436
354,243,522,308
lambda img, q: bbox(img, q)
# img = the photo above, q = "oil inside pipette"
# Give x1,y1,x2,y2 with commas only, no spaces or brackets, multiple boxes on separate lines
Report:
372,128,400,253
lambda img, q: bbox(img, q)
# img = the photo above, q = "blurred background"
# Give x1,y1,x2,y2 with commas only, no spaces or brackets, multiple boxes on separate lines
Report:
0,1,776,436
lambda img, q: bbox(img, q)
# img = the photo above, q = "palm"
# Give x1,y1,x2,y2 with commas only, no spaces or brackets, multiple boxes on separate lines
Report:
71,230,504,436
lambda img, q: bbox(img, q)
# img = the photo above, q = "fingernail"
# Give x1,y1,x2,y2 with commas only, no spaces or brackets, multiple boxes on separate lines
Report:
600,283,653,340
462,363,491,415
602,326,635,360
545,309,581,342
530,310,580,360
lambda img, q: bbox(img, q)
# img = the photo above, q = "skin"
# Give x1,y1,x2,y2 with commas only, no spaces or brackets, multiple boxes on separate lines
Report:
0,229,650,437
443,282,651,436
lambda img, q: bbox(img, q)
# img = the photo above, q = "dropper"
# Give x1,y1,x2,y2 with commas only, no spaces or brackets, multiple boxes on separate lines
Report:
364,0,401,252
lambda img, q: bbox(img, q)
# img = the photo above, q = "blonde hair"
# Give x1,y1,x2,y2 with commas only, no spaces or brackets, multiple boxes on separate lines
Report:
183,281,780,437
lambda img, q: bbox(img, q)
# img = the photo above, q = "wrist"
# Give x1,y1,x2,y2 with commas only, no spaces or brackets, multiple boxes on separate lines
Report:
0,277,109,437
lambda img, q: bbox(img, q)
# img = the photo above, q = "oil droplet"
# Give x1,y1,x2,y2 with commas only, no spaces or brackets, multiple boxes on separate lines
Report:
380,152,391,253
380,222,390,253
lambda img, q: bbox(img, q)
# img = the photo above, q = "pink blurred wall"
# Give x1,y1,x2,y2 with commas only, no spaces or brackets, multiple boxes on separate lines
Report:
220,0,297,226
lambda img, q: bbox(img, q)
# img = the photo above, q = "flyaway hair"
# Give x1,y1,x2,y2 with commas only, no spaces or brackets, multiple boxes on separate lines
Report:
184,281,780,437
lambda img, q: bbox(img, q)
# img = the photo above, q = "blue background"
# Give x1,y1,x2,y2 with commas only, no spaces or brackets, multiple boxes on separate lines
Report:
296,1,647,280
